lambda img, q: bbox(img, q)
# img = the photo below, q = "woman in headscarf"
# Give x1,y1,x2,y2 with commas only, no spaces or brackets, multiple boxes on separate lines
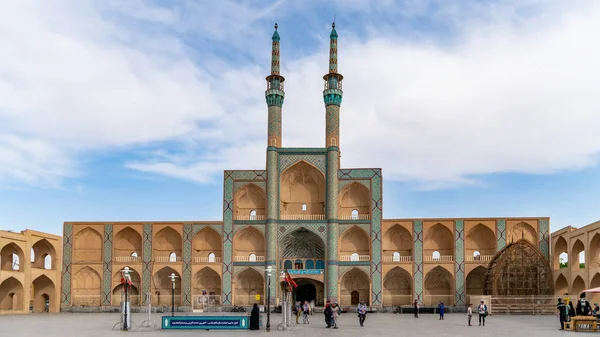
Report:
249,303,260,330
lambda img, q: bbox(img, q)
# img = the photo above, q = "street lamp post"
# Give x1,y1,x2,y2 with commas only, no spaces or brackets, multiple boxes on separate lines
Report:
121,267,131,331
168,273,178,317
266,266,273,332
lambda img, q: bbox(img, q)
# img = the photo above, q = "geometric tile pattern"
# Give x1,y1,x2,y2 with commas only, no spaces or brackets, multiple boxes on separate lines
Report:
102,224,113,306
538,218,549,259
182,223,193,306
326,150,339,303
278,223,327,242
279,154,326,175
413,220,423,302
326,104,340,139
142,224,153,305
496,219,506,252
454,220,465,305
61,223,73,306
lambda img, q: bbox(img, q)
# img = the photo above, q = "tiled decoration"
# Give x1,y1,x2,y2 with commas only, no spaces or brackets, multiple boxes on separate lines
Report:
413,220,424,301
454,220,465,305
61,223,73,306
277,224,327,242
538,218,549,259
102,224,113,306
182,223,193,306
326,104,340,139
268,106,282,138
142,223,153,304
279,154,326,175
326,150,339,303
496,219,507,251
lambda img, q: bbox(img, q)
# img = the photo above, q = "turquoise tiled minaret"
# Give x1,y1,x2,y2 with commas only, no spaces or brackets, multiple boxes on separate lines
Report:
325,22,343,303
266,23,284,304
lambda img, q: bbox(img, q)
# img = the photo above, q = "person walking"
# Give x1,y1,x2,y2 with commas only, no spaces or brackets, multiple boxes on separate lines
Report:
302,301,310,324
478,300,488,326
249,303,260,330
295,301,301,324
332,303,340,329
310,300,315,315
467,303,473,326
357,300,367,327
557,298,568,330
324,301,332,328
413,299,420,318
438,302,445,320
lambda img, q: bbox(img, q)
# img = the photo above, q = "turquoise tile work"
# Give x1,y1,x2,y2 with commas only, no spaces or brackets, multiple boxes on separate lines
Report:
538,218,549,259
102,224,113,306
413,220,423,301
454,220,465,305
61,223,73,307
182,223,193,306
142,224,152,305
496,219,506,251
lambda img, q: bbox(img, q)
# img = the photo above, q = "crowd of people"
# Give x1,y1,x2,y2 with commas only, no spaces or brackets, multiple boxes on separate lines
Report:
556,297,600,330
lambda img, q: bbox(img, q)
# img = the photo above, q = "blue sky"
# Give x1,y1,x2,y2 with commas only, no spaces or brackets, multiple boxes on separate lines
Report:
0,0,599,235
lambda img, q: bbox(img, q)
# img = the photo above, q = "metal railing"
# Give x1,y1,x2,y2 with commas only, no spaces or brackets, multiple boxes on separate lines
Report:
382,294,413,306
192,295,222,309
71,295,102,306
339,255,370,262
113,256,142,263
235,294,264,306
424,255,454,262
280,214,325,220
465,255,494,262
193,256,222,263
234,255,265,262
235,215,266,221
422,294,455,306
153,256,183,263
339,214,371,220
382,256,412,262
488,295,557,315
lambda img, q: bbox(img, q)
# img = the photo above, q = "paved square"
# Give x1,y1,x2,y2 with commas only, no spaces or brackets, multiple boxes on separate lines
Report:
0,313,567,336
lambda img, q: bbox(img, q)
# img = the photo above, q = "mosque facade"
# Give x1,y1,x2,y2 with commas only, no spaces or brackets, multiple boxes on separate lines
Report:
59,24,551,312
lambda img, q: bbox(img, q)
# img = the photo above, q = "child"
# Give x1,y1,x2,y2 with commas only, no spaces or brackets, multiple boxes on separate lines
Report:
467,303,473,326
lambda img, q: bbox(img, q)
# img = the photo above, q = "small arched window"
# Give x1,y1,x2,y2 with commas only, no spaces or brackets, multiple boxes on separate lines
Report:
30,248,35,262
249,253,257,262
392,252,400,262
44,255,52,270
249,210,257,220
351,209,359,220
302,204,307,212
131,252,138,258
208,252,216,263
12,254,20,270
432,251,441,261
350,253,359,262
169,252,177,262
473,251,481,260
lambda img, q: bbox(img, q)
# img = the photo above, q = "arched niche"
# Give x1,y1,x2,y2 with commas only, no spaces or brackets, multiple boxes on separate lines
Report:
73,227,103,262
111,267,141,305
383,267,412,306
153,227,182,261
152,267,181,306
555,274,568,295
0,277,24,311
424,266,454,305
193,227,222,260
281,228,325,259
114,227,142,259
0,243,25,271
339,226,369,258
465,224,496,257
280,161,325,216
554,236,568,269
194,268,221,300
424,224,454,258
31,239,57,270
466,266,487,296
32,275,55,313
233,227,265,259
338,183,370,219
340,268,370,306
507,222,537,245
234,184,266,220
589,233,600,268
572,276,585,297
571,239,585,272
72,266,101,306
382,224,412,259
234,268,264,305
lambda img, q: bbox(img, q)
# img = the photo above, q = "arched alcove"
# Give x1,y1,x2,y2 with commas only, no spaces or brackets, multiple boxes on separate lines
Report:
114,227,142,260
590,233,600,268
111,267,141,305
0,277,24,311
193,227,222,262
338,183,370,219
0,243,25,271
153,227,182,262
31,239,57,270
383,267,412,305
507,222,537,245
571,239,585,271
234,184,266,220
339,227,369,260
424,224,454,259
234,268,264,305
280,161,325,217
572,276,586,297
281,228,325,259
340,268,370,306
555,274,568,295
424,266,454,305
32,275,55,313
72,267,101,306
466,224,496,258
466,266,487,296
233,227,265,261
554,236,568,269
73,227,103,262
382,225,412,261
152,267,181,306
194,267,221,305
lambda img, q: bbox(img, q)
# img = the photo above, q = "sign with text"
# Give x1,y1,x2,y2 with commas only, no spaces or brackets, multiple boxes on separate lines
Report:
162,316,250,330
287,269,324,275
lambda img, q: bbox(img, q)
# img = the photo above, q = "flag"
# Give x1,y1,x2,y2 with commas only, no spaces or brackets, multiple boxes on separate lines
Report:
285,270,297,289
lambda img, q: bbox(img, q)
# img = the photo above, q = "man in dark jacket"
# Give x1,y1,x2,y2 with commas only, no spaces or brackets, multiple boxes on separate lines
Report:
324,301,332,328
557,298,568,330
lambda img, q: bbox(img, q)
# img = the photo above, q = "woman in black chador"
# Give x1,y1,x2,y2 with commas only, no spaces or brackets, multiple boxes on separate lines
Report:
250,303,260,330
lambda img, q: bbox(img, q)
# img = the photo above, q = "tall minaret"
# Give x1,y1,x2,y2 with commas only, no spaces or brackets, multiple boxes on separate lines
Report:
324,22,342,304
265,23,283,306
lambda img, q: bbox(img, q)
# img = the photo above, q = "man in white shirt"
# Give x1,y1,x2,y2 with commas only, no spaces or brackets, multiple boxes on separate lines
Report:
478,300,488,326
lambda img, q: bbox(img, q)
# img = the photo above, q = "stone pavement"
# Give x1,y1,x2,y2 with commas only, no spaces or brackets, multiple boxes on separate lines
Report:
0,312,567,336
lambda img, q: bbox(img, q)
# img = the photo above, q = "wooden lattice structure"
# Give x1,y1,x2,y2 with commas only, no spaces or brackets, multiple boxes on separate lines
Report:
484,239,554,296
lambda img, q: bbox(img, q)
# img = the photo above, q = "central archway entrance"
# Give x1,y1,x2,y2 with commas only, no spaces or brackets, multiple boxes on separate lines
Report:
296,283,317,304
281,278,324,306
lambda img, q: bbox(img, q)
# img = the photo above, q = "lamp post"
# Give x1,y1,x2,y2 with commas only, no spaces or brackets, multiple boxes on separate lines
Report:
168,273,178,317
121,267,131,331
266,266,273,332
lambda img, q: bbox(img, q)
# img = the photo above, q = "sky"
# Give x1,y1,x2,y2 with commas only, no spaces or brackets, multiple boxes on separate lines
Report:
0,0,599,236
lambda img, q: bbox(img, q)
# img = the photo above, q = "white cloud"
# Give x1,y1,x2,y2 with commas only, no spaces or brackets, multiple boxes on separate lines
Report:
1,0,600,188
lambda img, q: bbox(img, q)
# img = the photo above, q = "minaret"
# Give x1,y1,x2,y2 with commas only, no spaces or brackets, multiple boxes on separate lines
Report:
266,23,285,148
324,22,342,304
265,23,283,306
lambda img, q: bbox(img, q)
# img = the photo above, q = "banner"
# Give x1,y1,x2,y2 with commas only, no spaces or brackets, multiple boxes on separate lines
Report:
162,316,250,330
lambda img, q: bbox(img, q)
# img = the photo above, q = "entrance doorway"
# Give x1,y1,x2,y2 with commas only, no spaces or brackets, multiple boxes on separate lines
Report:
351,291,360,305
281,278,324,306
296,284,316,304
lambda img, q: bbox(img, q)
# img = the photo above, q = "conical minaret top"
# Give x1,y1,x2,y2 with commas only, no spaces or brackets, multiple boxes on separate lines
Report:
323,22,343,107
266,23,285,147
